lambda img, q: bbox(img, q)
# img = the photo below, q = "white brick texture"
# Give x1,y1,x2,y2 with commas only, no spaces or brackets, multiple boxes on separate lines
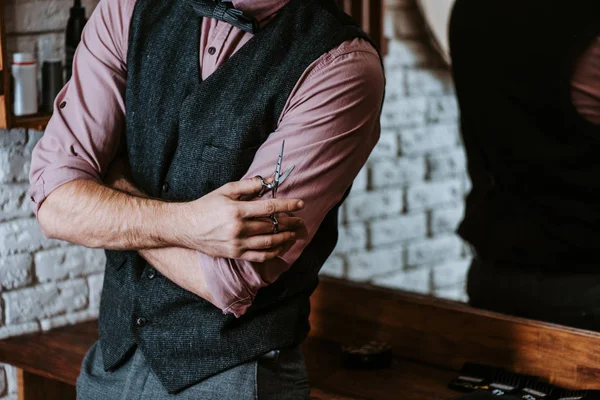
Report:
0,184,33,221
406,236,463,268
346,247,404,282
432,259,471,289
320,255,345,279
431,203,465,235
0,366,6,397
370,213,427,247
3,279,88,324
345,189,403,222
405,180,463,212
399,123,459,156
0,253,33,290
35,246,105,282
372,268,431,294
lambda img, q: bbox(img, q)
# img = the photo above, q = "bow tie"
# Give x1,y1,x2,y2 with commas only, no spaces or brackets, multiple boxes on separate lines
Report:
189,0,260,34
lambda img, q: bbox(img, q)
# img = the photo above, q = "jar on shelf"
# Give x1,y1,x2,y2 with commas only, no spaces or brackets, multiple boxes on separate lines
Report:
12,53,38,117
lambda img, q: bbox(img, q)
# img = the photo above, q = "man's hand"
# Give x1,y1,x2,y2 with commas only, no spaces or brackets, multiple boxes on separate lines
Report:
104,157,304,262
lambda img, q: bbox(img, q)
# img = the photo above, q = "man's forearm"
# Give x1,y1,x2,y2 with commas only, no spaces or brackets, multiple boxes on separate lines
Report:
139,246,216,305
37,179,187,250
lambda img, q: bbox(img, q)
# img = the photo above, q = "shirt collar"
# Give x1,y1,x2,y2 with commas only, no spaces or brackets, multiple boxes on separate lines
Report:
231,0,290,25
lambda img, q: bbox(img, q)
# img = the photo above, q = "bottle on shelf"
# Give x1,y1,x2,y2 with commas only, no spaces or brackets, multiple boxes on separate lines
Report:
11,53,38,117
65,0,87,82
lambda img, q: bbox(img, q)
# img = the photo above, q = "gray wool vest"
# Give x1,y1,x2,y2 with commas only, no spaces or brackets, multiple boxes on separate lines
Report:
98,0,380,394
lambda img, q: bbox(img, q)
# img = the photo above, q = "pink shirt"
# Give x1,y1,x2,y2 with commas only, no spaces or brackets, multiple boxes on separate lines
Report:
29,0,384,317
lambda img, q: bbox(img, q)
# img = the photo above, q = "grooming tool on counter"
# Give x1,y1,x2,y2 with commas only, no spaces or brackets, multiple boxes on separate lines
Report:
448,363,600,400
341,341,393,369
255,140,296,234
555,389,600,400
515,379,556,399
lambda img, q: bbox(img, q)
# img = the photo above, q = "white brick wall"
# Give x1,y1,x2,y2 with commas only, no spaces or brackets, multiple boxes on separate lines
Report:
0,0,472,398
322,0,471,302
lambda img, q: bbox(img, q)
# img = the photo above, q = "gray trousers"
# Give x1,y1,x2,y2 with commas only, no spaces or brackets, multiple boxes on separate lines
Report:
76,341,310,400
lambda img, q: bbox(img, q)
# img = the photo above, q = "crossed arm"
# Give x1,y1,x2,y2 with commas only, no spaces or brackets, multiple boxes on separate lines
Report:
37,156,305,306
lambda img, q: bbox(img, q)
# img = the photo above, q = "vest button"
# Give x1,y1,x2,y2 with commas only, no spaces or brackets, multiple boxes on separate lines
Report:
162,182,169,193
208,46,216,55
147,268,156,280
135,317,147,327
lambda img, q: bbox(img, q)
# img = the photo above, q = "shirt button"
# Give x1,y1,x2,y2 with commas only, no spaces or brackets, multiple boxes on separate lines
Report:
135,317,147,327
59,101,67,109
162,182,169,193
147,268,156,280
208,46,216,55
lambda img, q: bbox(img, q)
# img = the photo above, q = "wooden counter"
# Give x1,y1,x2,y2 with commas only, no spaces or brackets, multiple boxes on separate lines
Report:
1,278,600,399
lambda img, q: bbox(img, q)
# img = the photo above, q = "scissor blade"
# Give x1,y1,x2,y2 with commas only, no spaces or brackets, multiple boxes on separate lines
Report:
278,165,295,186
274,140,285,183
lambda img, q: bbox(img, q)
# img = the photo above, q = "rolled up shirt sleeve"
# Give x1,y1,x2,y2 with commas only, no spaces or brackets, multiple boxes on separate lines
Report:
29,0,134,215
199,38,384,317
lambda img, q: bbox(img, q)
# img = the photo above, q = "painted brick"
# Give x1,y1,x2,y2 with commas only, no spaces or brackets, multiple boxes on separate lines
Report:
0,365,6,397
352,165,369,193
369,131,399,159
372,268,431,294
0,253,33,291
3,279,88,324
35,246,105,282
335,224,368,253
370,157,426,189
0,148,30,183
346,247,404,282
319,255,345,279
370,213,427,247
381,97,428,129
2,365,16,397
405,179,462,212
88,273,104,309
431,203,465,235
40,308,99,332
406,69,453,96
385,40,436,68
0,322,39,341
432,259,470,289
428,95,459,123
434,285,468,302
0,219,47,255
0,129,26,148
406,235,463,267
428,148,467,181
0,184,32,221
399,123,459,156
345,189,403,222
462,172,472,195
25,130,44,154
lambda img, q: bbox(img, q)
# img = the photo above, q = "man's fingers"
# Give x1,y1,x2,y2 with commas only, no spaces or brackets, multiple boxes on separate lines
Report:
241,198,305,218
222,177,273,199
241,217,304,236
240,248,284,263
244,231,296,250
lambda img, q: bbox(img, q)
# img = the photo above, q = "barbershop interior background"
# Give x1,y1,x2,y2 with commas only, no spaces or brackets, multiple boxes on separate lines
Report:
0,0,468,397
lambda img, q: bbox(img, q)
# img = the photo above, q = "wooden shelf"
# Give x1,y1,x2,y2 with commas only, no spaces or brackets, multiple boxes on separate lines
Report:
13,112,52,131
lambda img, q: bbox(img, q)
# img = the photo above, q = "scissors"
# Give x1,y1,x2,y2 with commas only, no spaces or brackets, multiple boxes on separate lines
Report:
255,140,295,233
